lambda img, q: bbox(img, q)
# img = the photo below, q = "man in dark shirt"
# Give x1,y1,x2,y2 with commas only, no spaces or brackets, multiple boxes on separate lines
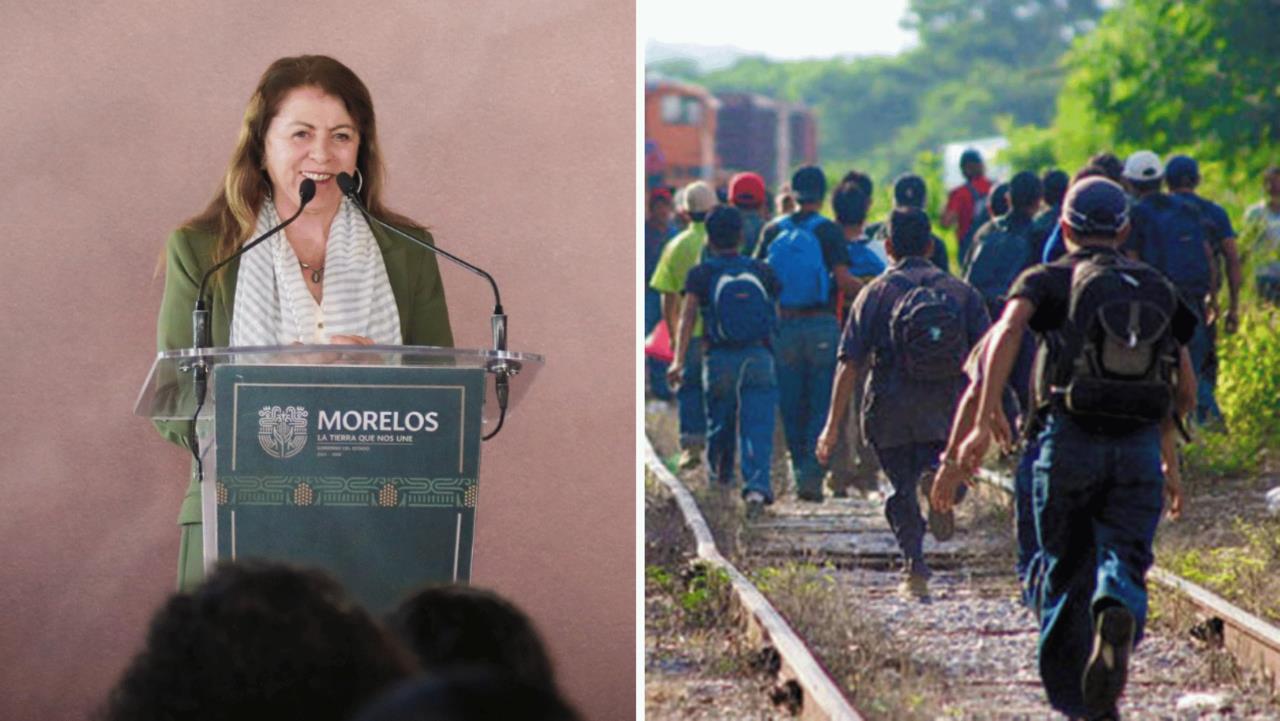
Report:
956,177,1197,719
754,165,859,502
669,206,781,517
866,173,951,273
1166,154,1241,426
816,207,989,597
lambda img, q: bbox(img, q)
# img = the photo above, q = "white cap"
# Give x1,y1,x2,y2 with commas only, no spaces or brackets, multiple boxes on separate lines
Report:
1123,150,1164,182
681,181,717,214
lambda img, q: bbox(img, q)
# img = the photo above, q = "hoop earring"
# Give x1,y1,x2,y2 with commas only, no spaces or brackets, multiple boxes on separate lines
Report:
354,167,364,194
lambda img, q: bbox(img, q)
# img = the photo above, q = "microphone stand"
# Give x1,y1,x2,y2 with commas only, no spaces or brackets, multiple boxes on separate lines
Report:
336,172,513,440
186,179,317,476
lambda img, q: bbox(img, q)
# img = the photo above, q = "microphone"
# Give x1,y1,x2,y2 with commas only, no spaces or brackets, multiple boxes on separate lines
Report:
336,171,512,439
192,178,316,349
187,178,315,459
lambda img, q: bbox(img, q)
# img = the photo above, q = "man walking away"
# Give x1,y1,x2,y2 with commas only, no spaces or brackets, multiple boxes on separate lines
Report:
645,188,677,400
668,206,781,518
1122,151,1219,427
1031,169,1069,261
958,178,1196,719
816,208,989,598
868,173,951,273
756,166,860,502
1166,154,1241,425
942,148,993,265
960,182,1010,272
828,181,884,497
1244,166,1280,302
729,172,769,258
650,181,719,470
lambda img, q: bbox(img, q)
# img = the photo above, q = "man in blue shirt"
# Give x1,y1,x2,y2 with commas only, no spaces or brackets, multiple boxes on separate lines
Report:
669,206,781,517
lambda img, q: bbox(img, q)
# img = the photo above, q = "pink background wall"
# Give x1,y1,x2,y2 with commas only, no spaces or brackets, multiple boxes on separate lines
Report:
0,3,635,719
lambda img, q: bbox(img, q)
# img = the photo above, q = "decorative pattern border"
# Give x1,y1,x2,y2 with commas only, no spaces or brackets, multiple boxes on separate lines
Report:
216,476,477,508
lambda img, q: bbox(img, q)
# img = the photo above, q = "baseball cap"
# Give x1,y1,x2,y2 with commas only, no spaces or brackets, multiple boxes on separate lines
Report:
1063,177,1130,235
728,172,766,208
959,148,983,167
705,205,744,249
682,181,717,215
893,173,926,208
1122,150,1163,182
1165,155,1199,186
791,166,826,204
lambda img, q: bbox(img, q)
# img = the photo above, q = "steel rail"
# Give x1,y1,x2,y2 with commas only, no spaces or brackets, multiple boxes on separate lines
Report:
974,468,1280,692
645,440,865,721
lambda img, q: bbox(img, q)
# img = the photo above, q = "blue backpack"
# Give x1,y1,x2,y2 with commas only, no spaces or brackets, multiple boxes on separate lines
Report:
964,216,1034,316
705,257,776,345
1138,194,1212,298
767,214,831,308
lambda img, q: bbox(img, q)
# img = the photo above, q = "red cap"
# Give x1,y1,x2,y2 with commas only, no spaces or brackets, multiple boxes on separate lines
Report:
729,172,766,208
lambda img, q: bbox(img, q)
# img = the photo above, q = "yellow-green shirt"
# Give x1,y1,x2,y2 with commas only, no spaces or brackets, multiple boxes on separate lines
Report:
648,222,707,336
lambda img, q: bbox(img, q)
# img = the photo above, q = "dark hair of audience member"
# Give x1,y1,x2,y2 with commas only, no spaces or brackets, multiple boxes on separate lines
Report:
886,207,932,258
841,170,874,200
352,669,581,721
97,561,413,721
832,181,870,227
387,584,556,690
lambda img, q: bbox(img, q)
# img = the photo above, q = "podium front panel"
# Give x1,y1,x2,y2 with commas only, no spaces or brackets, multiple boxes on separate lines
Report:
209,363,486,612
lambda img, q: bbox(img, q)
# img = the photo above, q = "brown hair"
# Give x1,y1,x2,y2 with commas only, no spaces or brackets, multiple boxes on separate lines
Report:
184,55,419,275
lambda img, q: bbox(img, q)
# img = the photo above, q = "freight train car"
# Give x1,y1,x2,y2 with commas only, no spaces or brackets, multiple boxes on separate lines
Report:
644,78,718,191
714,92,819,190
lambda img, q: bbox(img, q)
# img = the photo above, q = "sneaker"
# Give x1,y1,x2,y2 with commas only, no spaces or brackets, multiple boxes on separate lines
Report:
676,446,702,471
898,571,929,600
1082,605,1136,716
744,490,766,519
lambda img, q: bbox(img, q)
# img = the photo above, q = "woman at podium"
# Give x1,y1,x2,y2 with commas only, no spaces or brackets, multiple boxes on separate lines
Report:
153,55,453,590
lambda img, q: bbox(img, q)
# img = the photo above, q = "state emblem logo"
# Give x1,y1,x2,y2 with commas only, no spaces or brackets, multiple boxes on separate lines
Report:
258,405,309,459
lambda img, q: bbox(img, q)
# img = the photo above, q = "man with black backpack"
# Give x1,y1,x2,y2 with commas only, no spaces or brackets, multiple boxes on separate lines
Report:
669,206,781,517
816,208,989,598
755,165,860,502
956,177,1196,720
1166,154,1241,425
1123,151,1220,428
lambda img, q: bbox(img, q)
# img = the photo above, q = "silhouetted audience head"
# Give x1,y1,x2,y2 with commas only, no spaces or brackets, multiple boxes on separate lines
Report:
388,584,556,690
352,669,581,721
99,561,412,721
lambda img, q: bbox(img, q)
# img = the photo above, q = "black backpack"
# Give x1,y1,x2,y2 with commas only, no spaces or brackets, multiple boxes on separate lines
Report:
964,215,1035,317
1041,253,1180,426
884,272,968,381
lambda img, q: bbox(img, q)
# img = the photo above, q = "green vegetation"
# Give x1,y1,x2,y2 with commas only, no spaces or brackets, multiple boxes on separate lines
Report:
1163,517,1280,623
649,0,1106,191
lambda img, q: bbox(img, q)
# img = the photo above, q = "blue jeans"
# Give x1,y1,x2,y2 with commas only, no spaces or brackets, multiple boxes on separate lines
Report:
1187,319,1222,424
1031,414,1164,717
1015,437,1044,607
873,441,946,575
678,342,707,448
774,314,839,495
704,346,778,501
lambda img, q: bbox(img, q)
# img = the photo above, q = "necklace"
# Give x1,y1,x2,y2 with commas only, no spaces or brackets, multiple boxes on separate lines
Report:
299,260,325,283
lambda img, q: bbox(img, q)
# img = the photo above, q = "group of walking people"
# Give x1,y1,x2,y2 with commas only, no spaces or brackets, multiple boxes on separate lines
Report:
643,147,1275,719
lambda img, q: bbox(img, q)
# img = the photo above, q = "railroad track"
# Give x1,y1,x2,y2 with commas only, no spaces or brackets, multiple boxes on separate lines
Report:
645,431,1280,720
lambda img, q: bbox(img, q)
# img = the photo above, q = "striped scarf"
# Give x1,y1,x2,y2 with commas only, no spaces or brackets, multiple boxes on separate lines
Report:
230,197,402,346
